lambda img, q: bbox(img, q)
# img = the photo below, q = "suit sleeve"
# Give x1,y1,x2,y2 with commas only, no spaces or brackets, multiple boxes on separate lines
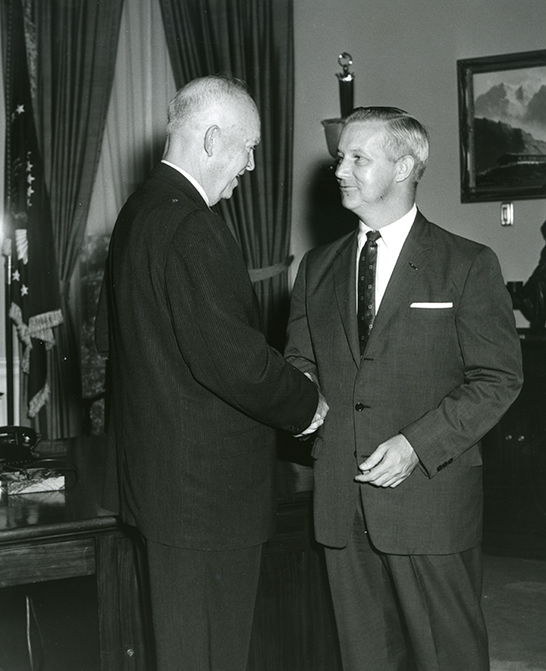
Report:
284,253,320,383
401,246,523,477
164,211,318,434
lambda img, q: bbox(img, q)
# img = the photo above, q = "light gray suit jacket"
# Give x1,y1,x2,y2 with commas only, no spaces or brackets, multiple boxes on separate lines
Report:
285,211,523,554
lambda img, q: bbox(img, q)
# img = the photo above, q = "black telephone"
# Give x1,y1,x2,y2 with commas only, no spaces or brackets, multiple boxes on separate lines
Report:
0,426,42,468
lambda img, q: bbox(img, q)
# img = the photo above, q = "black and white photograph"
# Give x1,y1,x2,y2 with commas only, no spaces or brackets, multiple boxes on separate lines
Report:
1,2,546,671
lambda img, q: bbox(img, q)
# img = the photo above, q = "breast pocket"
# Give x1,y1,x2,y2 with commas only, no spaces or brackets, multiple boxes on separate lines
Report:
409,304,454,316
403,304,457,362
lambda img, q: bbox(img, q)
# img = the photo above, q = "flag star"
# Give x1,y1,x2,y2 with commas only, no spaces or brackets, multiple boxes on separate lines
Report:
27,185,35,199
26,160,34,172
27,174,35,184
15,104,25,115
21,284,29,296
12,270,21,282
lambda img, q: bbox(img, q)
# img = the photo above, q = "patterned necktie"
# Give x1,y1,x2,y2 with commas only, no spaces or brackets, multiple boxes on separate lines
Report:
358,230,381,355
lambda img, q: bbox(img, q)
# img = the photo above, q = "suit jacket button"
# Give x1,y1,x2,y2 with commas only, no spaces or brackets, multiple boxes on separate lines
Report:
355,403,365,412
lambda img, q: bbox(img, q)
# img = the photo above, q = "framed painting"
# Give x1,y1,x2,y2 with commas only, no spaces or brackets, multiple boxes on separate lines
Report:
457,49,546,202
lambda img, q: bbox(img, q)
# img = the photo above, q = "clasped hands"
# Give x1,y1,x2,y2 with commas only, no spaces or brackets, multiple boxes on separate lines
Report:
296,373,329,437
355,433,419,488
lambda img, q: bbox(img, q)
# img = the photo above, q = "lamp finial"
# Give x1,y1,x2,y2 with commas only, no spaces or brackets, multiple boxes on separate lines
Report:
336,52,354,118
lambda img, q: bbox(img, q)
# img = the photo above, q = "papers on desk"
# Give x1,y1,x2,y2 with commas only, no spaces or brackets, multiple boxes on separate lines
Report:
1,468,65,495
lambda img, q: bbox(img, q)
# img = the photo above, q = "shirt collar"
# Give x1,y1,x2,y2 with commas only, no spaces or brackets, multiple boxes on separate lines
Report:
358,204,417,252
161,159,210,207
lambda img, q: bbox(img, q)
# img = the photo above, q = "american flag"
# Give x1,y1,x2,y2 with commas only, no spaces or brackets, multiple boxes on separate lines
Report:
2,0,63,418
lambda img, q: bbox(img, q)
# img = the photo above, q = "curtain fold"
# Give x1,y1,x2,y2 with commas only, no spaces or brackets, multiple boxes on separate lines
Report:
31,0,124,437
86,0,175,239
158,0,295,348
82,0,175,433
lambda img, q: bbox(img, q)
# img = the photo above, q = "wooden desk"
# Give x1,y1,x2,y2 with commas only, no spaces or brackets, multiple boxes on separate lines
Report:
0,436,148,671
0,437,341,671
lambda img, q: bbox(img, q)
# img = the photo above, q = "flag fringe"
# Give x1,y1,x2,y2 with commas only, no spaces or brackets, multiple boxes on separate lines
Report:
28,381,49,418
9,302,32,372
9,303,64,373
29,308,64,343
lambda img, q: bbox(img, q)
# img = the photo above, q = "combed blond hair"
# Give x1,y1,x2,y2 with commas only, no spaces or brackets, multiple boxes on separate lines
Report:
345,106,429,183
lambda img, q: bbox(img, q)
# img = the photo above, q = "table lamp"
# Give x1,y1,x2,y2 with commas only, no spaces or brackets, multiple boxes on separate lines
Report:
321,52,355,157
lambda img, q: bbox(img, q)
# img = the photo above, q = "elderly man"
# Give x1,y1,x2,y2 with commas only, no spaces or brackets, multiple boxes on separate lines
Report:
96,74,327,671
285,106,522,670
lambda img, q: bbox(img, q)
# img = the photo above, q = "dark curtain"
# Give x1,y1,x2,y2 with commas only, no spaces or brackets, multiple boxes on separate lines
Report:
30,0,124,437
158,0,295,349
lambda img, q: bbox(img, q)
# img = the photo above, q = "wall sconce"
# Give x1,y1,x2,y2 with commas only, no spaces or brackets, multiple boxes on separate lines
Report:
321,52,355,158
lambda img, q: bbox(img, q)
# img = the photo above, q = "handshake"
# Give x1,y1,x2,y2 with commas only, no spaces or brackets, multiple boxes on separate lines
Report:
296,373,329,437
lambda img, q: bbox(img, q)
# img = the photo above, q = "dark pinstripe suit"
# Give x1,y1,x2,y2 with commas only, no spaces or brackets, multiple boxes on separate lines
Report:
96,163,318,669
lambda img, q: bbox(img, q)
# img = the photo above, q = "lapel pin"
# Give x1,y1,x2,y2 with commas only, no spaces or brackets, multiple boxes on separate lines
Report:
409,262,418,271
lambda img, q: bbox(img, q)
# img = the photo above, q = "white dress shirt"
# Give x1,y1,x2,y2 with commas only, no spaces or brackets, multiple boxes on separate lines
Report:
356,204,417,313
161,159,210,207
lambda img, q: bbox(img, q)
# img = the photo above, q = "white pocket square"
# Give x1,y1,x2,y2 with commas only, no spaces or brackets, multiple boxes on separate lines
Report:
410,302,453,308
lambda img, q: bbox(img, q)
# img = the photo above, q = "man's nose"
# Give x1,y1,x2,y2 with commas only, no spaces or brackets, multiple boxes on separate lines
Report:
335,157,348,179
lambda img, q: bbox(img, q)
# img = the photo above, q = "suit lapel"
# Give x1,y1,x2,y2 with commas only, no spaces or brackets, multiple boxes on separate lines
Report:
365,213,432,352
333,233,361,366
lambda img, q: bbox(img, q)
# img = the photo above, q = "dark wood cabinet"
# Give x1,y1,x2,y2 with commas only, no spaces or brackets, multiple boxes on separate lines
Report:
482,332,546,558
248,483,341,671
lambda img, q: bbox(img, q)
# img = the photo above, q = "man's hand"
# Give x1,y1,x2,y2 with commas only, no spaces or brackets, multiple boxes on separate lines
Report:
355,434,419,488
297,391,329,437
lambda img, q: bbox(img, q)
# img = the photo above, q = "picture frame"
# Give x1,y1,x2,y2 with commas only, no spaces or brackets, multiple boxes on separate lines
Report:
457,49,546,202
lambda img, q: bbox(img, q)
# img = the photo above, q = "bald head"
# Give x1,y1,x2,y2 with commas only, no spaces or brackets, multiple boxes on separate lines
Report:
163,75,261,205
166,75,258,135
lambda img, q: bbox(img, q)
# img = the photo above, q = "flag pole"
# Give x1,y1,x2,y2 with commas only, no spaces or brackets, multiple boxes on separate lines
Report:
4,243,15,425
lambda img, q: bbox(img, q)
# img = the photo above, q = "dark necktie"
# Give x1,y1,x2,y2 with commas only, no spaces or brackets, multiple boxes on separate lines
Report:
358,230,381,355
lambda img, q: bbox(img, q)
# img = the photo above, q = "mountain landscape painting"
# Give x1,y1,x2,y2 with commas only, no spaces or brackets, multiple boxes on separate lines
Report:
471,63,546,195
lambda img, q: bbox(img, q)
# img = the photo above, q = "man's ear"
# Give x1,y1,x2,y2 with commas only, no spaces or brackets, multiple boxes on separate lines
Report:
204,125,219,157
395,155,415,183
